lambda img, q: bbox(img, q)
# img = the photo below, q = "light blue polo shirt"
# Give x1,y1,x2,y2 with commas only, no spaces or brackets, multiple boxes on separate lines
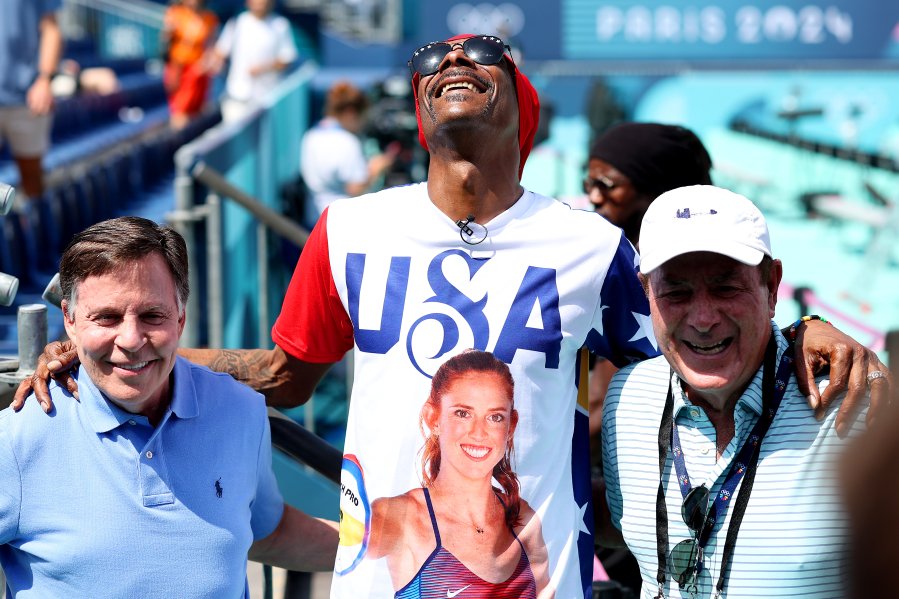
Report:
0,357,284,598
602,324,866,598
0,0,61,106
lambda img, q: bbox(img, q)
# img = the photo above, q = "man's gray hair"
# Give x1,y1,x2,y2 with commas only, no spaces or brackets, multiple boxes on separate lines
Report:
59,216,189,312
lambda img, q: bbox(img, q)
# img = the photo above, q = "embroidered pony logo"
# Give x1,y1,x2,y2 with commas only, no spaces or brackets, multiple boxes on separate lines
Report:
215,478,223,499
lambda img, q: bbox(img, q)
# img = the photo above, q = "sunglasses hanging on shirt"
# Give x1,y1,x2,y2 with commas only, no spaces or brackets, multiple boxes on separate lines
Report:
667,484,713,590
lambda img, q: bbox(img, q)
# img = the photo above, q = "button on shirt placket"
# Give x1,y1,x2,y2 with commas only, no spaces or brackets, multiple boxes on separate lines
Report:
677,404,720,489
139,411,175,507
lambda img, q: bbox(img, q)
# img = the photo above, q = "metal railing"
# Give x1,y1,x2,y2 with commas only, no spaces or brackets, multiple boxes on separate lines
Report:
60,0,165,60
171,62,315,350
269,409,341,484
170,62,323,438
283,0,403,43
0,184,43,390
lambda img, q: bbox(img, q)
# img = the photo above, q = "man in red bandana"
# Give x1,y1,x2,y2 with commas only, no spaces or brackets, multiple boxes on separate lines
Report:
410,33,540,181
18,33,890,599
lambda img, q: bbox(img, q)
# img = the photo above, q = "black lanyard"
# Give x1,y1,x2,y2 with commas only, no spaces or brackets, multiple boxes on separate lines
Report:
654,336,792,597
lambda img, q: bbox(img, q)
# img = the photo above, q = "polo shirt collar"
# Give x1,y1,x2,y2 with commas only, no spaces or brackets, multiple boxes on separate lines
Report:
672,321,788,419
79,356,199,433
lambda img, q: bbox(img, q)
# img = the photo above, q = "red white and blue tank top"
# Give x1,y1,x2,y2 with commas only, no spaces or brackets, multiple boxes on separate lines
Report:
394,488,537,599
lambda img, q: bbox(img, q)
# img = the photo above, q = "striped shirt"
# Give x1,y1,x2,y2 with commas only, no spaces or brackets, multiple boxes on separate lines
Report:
602,324,865,598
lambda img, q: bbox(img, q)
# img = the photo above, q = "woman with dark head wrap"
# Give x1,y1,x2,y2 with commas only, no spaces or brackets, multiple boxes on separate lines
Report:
585,122,712,245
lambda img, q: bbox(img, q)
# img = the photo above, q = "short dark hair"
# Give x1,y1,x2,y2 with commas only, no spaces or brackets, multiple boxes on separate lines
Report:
325,80,369,116
59,216,189,310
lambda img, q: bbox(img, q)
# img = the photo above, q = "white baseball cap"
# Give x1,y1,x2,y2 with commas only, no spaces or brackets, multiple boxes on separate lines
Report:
638,185,772,274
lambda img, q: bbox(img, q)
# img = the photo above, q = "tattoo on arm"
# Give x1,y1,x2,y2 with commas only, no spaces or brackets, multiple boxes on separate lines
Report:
180,345,324,407
206,349,282,394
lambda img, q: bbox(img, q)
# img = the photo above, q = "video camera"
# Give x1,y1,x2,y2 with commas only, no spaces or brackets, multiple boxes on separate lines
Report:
364,75,428,187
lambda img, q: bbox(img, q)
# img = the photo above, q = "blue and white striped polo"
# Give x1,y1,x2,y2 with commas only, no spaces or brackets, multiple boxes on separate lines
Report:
602,324,866,599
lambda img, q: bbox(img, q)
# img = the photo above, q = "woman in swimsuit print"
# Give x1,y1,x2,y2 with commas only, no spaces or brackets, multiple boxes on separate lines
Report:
368,350,553,598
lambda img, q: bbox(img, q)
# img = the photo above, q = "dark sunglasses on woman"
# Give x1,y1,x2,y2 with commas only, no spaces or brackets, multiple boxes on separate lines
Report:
408,35,512,77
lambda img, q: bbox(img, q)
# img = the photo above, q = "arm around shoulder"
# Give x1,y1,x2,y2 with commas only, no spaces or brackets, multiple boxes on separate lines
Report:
790,317,892,433
176,345,333,408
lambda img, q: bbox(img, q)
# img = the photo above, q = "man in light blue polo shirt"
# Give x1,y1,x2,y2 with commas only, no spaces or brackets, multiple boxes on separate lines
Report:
601,186,873,599
0,216,337,597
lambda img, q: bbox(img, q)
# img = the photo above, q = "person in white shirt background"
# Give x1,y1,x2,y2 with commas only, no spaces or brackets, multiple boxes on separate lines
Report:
300,80,397,228
212,0,299,122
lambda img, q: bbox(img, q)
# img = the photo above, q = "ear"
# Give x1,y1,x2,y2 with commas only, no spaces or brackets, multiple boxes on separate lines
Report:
766,259,783,317
62,299,77,343
422,401,438,434
509,408,519,437
177,309,187,338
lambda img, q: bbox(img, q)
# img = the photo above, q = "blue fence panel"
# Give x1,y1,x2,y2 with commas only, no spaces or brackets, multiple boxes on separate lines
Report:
175,63,315,350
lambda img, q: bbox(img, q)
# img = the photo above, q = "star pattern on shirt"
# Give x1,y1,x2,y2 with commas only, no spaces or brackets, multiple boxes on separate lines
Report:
577,501,591,536
595,304,608,335
628,311,657,351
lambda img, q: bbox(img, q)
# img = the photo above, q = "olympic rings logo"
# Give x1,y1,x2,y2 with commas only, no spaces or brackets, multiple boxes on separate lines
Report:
446,3,526,37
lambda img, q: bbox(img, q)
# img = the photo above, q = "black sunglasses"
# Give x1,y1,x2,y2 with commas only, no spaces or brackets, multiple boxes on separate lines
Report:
668,484,711,588
583,174,617,195
408,35,511,77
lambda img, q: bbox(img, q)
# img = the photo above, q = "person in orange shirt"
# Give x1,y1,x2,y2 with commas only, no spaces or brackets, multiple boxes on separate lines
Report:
161,0,218,130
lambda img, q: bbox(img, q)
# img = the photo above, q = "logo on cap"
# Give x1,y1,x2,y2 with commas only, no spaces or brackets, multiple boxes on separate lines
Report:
676,208,718,219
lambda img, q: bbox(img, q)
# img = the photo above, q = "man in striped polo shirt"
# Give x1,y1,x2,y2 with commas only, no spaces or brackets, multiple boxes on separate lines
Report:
601,185,871,599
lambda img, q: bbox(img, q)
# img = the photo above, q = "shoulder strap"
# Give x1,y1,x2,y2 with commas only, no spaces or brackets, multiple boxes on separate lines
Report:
422,487,441,546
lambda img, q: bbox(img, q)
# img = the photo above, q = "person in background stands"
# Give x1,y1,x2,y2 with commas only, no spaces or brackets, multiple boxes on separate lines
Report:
300,80,397,229
0,0,63,201
161,0,219,130
211,0,298,123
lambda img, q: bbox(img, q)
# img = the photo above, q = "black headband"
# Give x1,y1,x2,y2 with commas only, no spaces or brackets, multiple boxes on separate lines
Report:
589,123,713,197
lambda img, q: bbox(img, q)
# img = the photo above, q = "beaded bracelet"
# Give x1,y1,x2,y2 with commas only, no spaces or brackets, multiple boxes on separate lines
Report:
787,315,831,342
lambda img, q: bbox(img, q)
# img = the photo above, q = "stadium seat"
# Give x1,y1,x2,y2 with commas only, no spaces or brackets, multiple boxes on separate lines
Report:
33,191,64,273
0,214,19,281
